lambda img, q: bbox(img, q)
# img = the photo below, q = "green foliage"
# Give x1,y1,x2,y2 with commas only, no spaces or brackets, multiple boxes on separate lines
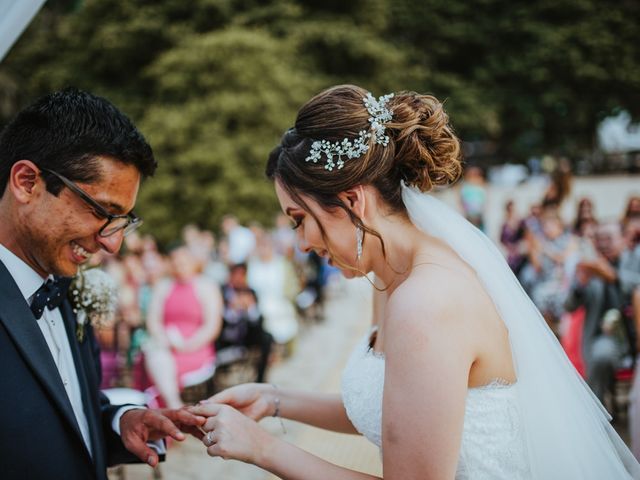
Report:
0,0,638,242
137,28,320,243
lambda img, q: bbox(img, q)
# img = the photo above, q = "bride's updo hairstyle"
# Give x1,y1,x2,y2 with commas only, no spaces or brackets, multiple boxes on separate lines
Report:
266,84,462,261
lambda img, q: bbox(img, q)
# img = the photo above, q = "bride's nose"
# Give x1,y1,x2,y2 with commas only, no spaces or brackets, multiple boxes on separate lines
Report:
297,236,312,254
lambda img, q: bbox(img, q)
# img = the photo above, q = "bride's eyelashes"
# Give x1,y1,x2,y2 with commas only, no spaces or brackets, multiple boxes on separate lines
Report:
291,217,303,230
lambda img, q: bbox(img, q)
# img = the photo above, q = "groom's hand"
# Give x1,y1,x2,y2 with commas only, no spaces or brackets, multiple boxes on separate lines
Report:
120,408,206,467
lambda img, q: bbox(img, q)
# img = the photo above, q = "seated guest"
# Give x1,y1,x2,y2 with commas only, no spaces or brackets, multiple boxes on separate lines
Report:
565,223,637,405
217,263,274,383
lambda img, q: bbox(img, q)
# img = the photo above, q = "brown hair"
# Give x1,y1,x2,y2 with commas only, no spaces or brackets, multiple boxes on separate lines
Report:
266,84,462,269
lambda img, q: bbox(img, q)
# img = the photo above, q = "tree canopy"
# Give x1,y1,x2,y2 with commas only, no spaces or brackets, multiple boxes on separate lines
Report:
1,0,637,243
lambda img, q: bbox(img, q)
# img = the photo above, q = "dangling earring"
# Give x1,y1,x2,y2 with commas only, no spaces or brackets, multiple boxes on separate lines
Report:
356,226,363,261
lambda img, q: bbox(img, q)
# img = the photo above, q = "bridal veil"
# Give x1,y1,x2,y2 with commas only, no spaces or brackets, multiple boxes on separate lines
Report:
401,182,640,479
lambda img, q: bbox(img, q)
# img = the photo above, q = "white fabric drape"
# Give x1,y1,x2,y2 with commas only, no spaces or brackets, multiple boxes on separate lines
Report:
0,0,47,62
401,182,640,479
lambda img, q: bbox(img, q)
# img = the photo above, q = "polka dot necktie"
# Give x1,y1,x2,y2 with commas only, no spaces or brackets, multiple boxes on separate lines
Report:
30,277,72,320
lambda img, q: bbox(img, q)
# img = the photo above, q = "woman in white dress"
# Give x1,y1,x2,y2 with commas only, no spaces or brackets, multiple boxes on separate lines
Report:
191,85,640,479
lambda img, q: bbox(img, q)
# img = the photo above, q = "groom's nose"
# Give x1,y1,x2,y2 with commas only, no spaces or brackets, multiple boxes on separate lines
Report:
96,229,125,254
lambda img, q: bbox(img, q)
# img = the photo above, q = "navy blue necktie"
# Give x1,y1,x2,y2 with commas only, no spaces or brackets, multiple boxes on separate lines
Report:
30,277,72,319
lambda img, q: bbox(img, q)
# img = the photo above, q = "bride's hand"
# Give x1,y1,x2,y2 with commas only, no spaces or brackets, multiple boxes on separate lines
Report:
191,403,273,464
201,383,276,421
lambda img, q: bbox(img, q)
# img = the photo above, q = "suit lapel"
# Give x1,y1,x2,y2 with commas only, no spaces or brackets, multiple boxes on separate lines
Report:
60,300,105,471
0,261,89,458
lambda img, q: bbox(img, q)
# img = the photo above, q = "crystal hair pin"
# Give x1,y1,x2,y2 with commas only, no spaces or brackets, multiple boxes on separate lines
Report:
305,92,394,171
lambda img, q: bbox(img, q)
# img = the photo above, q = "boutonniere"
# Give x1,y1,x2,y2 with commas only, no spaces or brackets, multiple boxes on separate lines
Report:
69,267,118,342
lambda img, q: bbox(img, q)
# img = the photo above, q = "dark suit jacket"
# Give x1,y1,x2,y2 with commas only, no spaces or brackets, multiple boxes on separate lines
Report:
0,260,137,479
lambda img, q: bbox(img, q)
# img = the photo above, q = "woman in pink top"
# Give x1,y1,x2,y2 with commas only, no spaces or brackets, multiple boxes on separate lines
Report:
145,245,223,408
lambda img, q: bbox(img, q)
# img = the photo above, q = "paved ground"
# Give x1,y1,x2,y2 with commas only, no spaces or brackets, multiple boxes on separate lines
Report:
111,174,640,480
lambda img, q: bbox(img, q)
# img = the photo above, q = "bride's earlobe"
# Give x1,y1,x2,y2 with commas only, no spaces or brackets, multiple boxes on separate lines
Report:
340,186,366,217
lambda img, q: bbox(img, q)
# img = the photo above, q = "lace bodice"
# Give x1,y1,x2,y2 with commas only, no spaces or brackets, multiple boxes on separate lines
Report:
341,334,531,479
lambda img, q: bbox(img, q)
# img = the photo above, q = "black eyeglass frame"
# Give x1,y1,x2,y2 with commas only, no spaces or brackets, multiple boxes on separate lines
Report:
40,167,142,237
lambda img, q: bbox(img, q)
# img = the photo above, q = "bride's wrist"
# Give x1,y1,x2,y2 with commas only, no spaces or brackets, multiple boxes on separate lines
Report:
254,427,282,471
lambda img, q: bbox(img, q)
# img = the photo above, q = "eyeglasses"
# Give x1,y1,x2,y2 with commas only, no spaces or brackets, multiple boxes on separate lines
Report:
41,168,143,237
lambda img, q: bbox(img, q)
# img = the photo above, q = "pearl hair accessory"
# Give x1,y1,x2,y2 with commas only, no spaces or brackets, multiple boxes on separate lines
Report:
305,92,394,171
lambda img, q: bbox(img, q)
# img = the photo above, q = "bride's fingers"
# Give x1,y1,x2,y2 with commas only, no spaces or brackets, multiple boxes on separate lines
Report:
206,442,230,460
203,415,220,432
189,402,223,417
207,389,234,404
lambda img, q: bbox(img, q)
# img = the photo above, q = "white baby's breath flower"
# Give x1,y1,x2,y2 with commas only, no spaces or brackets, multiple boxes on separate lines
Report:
69,268,118,340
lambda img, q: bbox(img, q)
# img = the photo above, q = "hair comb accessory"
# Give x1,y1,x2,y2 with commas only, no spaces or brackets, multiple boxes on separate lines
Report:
305,92,394,171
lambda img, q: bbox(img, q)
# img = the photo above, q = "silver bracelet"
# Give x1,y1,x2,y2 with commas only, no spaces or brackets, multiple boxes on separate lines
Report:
271,384,286,434
273,395,281,418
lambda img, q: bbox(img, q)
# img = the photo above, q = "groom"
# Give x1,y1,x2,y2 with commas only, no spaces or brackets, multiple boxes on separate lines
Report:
0,88,204,479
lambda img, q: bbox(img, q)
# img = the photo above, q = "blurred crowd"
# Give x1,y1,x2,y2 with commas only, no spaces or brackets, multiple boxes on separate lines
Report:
89,213,338,409
90,165,640,435
461,164,640,454
496,182,640,415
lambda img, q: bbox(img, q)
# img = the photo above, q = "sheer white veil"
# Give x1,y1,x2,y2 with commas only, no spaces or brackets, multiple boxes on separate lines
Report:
401,182,640,479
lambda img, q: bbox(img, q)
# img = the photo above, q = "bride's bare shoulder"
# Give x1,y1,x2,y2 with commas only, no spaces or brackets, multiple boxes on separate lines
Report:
385,262,484,332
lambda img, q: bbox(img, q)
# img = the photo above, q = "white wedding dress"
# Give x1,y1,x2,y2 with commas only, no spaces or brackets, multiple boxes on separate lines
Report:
341,333,531,479
336,183,640,479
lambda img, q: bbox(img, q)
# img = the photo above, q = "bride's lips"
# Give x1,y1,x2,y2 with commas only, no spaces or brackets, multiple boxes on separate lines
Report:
70,240,92,263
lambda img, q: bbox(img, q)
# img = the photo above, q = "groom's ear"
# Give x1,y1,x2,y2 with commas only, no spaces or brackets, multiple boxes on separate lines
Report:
338,185,366,219
10,160,40,203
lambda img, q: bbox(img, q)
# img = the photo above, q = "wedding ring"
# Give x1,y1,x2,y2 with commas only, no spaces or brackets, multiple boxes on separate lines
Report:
205,430,215,446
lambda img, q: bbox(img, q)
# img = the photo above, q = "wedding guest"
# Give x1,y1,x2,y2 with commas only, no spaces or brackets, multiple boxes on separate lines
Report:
272,212,297,258
217,263,274,383
623,196,640,229
564,223,636,404
573,197,596,235
144,245,223,408
520,209,577,331
222,214,256,265
0,88,204,480
625,218,640,459
499,199,526,275
248,232,299,346
542,157,572,209
458,165,487,231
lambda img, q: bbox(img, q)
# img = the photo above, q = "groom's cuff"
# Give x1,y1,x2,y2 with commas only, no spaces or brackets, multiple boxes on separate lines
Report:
112,406,167,456
112,405,144,435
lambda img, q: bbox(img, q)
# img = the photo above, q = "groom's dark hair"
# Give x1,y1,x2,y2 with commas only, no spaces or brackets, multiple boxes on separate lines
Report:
0,87,157,196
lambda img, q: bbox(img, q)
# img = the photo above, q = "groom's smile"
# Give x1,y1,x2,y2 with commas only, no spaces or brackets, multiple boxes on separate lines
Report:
13,157,141,278
70,240,93,263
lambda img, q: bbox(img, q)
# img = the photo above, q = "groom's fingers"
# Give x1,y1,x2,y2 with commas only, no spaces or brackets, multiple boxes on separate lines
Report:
126,437,161,467
144,411,186,441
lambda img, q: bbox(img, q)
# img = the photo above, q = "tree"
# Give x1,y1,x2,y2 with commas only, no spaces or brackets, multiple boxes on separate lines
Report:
386,0,640,161
1,0,638,241
136,27,320,243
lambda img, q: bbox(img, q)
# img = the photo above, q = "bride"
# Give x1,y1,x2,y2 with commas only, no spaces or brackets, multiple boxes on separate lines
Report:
191,85,640,479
